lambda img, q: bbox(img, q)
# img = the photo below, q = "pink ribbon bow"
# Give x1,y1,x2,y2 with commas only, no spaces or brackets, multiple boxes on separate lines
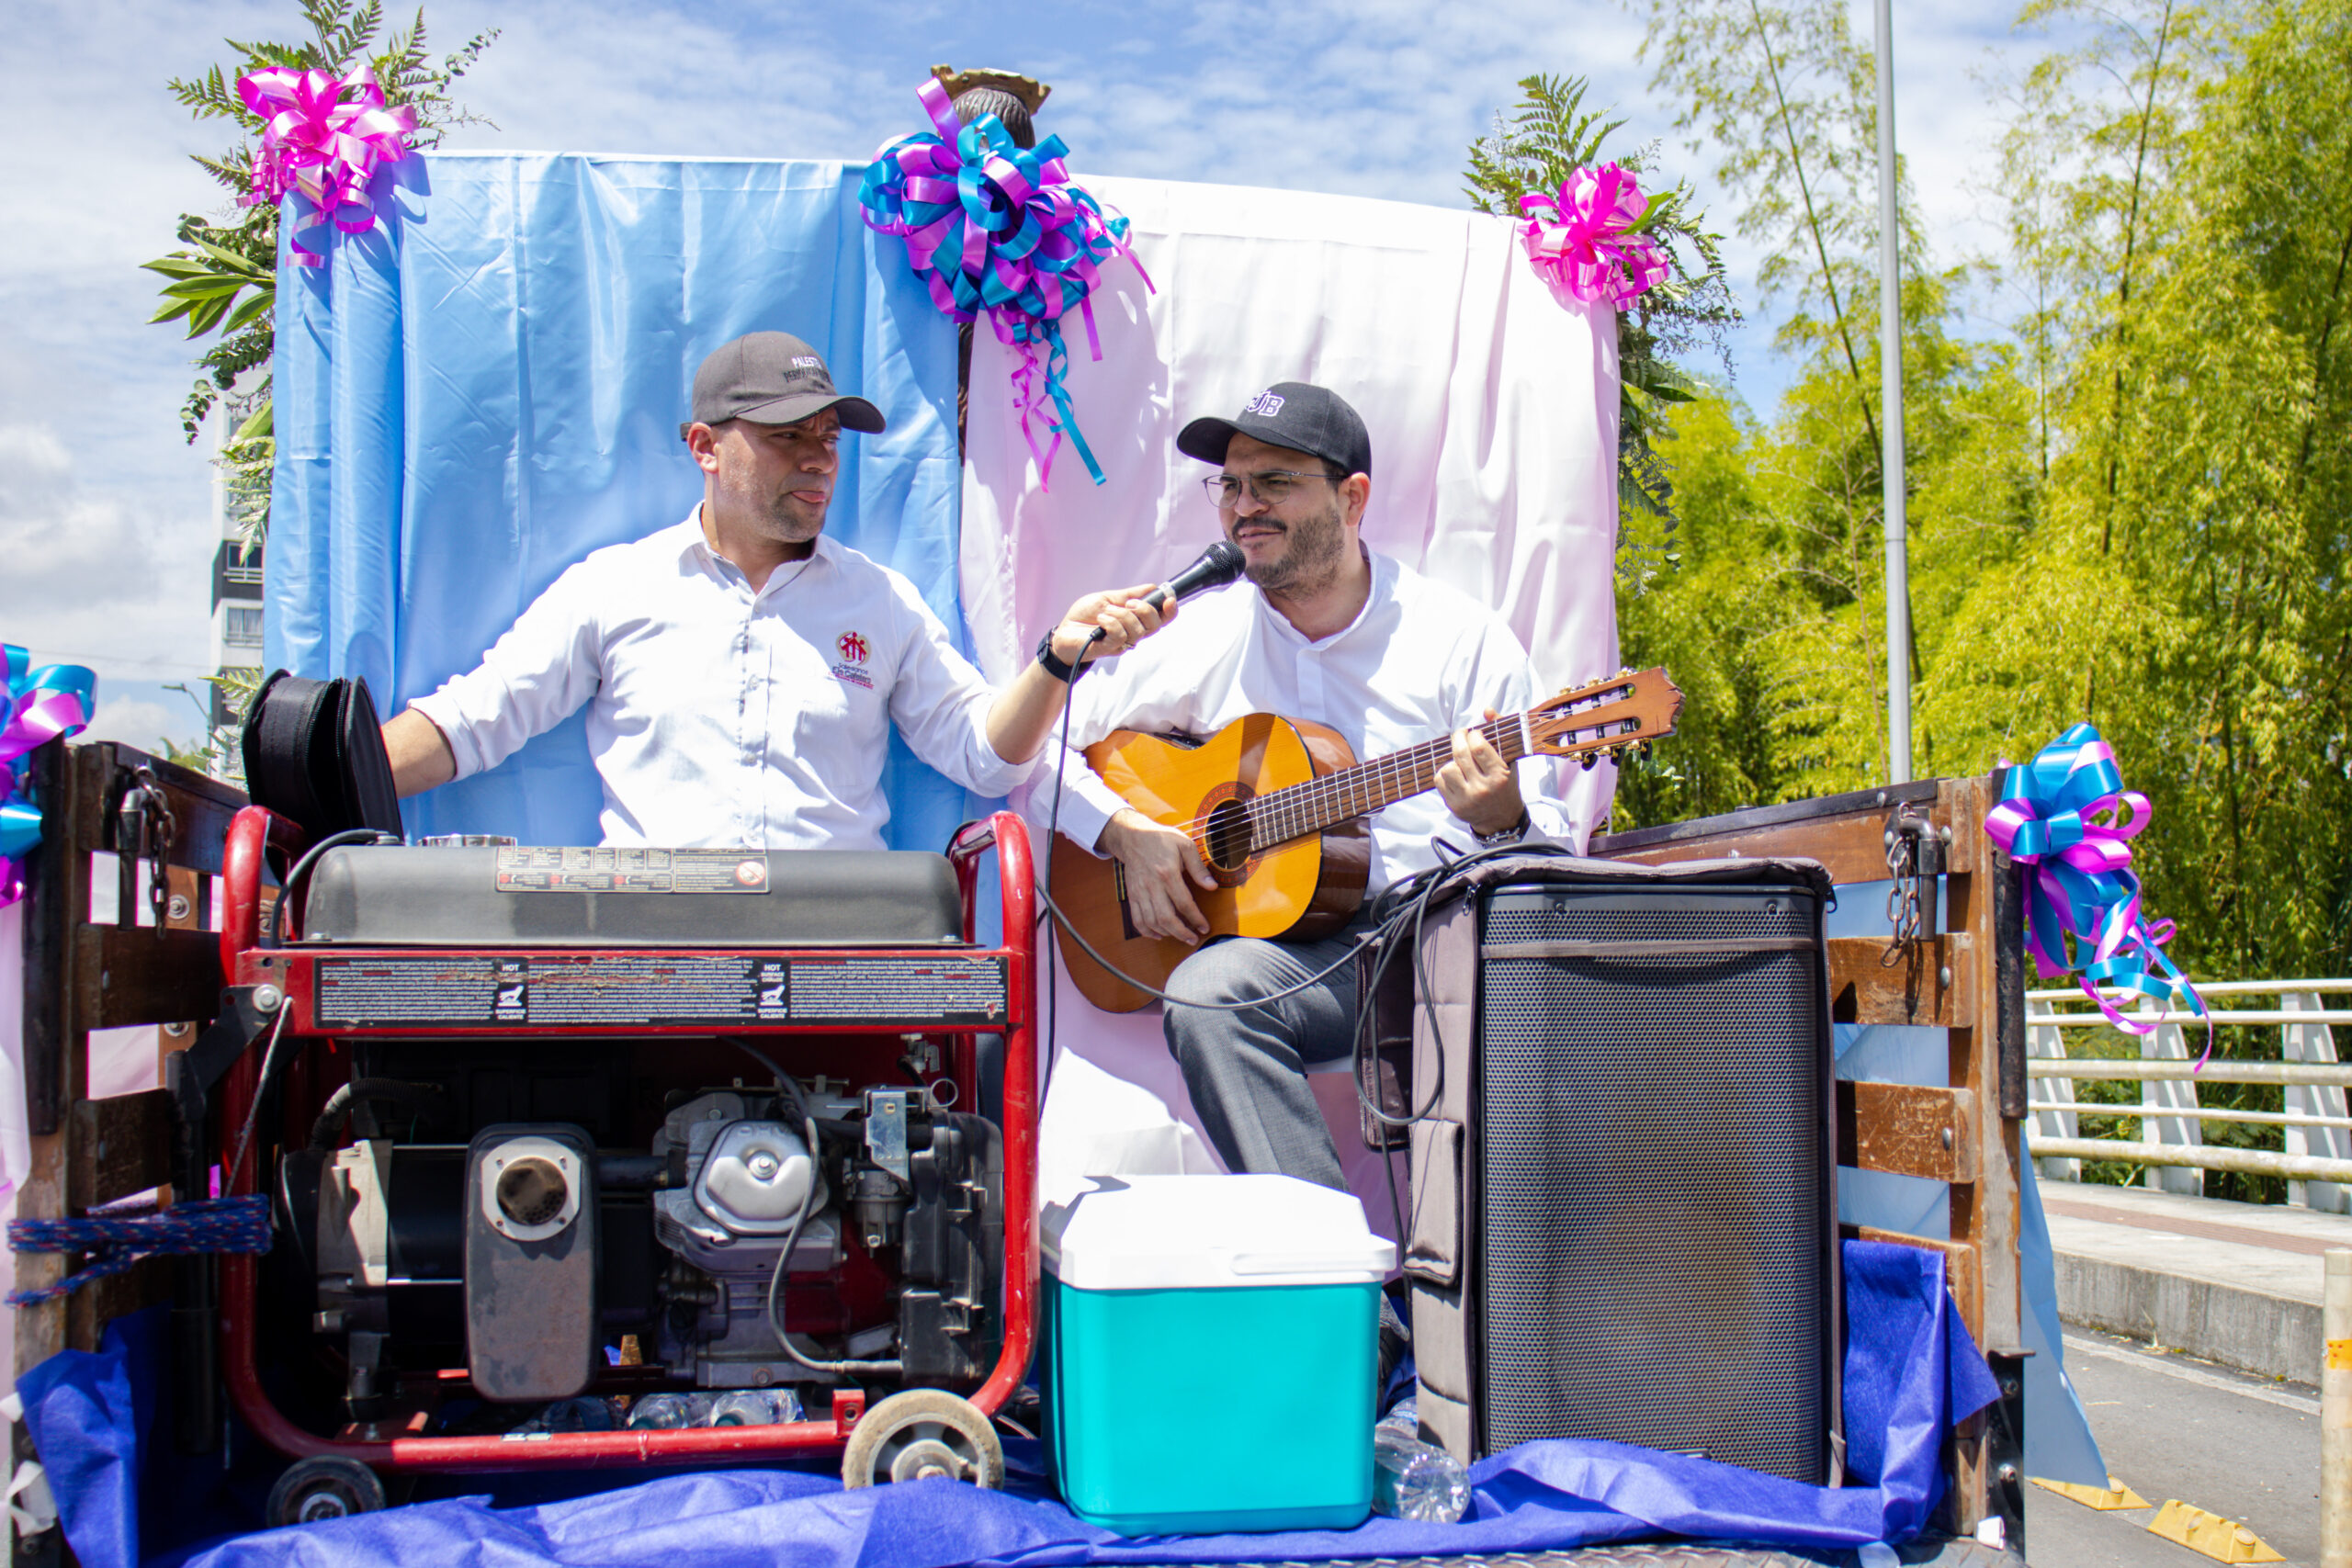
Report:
1519,164,1671,310
236,64,416,266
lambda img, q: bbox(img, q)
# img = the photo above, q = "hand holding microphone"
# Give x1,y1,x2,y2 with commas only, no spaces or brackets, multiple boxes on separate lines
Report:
1085,540,1247,645
1037,542,1247,683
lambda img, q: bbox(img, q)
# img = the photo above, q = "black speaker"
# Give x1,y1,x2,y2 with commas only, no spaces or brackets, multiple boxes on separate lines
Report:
1471,878,1838,1483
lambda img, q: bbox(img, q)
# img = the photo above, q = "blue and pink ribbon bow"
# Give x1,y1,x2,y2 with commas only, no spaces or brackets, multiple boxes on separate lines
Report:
0,646,94,908
1519,164,1671,310
858,78,1148,490
236,63,415,266
1984,724,2208,1049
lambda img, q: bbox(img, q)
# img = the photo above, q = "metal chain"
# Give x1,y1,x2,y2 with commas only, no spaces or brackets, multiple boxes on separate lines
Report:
125,766,178,932
1882,821,1923,966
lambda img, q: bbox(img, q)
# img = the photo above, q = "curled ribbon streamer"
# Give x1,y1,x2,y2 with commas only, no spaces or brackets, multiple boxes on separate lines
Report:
0,646,95,908
858,78,1149,489
235,64,415,268
1983,723,2211,1059
1519,164,1671,310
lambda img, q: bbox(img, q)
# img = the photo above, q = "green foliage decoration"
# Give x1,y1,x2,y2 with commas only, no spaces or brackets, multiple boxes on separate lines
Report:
1463,74,1741,589
144,2,495,547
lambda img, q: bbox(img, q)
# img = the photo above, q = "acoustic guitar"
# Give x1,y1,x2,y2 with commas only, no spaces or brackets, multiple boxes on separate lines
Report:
1048,667,1682,1011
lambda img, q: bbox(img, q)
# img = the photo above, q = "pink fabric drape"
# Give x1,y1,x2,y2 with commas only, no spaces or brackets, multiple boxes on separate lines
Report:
963,175,1623,1238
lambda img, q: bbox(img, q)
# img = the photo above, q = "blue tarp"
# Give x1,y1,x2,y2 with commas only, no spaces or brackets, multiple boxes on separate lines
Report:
20,1242,1995,1567
267,153,980,852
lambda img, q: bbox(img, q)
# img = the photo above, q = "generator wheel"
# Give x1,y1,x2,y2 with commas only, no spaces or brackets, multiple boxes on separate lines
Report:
840,1389,1004,1489
265,1455,387,1528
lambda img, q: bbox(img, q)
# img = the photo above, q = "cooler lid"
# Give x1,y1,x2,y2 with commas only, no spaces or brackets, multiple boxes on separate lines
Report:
1040,1175,1395,1291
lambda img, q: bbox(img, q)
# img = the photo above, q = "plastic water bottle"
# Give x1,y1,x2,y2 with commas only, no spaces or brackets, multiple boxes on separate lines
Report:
515,1396,617,1433
709,1389,802,1427
1372,1400,1471,1523
626,1393,702,1430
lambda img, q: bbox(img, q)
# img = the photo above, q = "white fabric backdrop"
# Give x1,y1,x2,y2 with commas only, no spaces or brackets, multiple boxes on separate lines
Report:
958,175,1623,1228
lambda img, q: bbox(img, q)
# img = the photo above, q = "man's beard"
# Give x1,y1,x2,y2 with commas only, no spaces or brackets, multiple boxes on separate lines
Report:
1241,497,1348,595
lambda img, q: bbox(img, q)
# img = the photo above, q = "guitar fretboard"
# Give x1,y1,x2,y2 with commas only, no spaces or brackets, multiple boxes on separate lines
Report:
1215,715,1530,859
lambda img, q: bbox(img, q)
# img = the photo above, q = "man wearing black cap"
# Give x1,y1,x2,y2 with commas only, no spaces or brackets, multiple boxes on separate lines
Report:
382,331,1167,849
1032,380,1581,1194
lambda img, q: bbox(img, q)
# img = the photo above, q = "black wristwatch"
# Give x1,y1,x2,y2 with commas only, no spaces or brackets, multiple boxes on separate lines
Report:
1472,810,1531,849
1035,630,1088,684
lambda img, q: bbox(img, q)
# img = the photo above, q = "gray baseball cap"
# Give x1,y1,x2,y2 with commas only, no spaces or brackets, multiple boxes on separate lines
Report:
681,332,887,437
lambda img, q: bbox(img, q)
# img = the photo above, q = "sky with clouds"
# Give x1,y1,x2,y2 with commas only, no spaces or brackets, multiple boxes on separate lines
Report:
1,0,2053,754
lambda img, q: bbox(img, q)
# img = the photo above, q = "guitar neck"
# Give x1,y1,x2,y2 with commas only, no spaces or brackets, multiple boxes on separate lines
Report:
1248,715,1528,850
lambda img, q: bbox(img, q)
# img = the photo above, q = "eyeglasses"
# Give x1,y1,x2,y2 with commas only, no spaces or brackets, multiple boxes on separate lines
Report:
1200,470,1339,510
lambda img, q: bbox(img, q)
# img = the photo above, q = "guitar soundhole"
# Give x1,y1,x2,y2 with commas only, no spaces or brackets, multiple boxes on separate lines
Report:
1203,799,1255,873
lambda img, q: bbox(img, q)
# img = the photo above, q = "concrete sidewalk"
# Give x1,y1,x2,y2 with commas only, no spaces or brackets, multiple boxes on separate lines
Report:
2041,1181,2351,1385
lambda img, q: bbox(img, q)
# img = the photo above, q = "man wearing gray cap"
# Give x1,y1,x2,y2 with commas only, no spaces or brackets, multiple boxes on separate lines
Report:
382,331,1166,849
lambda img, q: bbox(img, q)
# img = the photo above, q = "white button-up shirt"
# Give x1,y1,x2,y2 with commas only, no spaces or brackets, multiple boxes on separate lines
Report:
1023,550,1585,893
410,512,1030,849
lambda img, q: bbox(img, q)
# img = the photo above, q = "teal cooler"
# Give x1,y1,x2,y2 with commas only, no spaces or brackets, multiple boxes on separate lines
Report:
1039,1175,1396,1535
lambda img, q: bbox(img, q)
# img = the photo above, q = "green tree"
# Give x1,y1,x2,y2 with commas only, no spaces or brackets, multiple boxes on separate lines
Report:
1614,0,2044,824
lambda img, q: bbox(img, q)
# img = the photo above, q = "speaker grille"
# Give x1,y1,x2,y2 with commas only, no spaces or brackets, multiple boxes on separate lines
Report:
1476,885,1830,1482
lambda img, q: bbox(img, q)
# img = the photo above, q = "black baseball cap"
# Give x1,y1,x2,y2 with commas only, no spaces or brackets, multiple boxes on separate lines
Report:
680,332,886,438
1176,381,1373,478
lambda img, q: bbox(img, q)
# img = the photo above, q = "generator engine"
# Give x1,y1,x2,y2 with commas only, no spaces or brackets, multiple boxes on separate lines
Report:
285,1068,1002,1415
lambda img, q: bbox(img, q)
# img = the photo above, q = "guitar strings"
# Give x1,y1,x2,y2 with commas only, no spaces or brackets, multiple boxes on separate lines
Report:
1179,716,1523,849
1170,715,1531,861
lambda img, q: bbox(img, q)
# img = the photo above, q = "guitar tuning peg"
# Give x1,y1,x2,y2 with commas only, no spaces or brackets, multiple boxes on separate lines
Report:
1579,752,1599,771
1638,741,1653,761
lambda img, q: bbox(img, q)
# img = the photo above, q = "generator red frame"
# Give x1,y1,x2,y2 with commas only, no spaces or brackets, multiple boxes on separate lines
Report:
209,805,1040,1472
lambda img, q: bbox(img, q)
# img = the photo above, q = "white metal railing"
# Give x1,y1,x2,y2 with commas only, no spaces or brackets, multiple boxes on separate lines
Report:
2026,979,2352,1207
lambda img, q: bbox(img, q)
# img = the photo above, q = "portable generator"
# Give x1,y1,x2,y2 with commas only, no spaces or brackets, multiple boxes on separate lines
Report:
182,805,1040,1522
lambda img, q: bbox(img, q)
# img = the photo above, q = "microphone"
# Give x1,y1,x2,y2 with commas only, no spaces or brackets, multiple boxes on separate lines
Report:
1088,541,1247,643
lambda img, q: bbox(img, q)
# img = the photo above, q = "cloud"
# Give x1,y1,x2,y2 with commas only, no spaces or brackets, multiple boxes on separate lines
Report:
0,419,214,681
80,697,186,754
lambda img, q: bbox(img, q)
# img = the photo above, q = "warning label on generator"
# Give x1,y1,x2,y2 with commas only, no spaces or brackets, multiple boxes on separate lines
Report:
492,846,773,895
312,953,1009,1027
783,957,1009,1023
314,956,510,1025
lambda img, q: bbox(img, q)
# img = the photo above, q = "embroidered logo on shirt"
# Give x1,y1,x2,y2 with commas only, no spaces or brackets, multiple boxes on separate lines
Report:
831,629,875,689
1244,389,1285,417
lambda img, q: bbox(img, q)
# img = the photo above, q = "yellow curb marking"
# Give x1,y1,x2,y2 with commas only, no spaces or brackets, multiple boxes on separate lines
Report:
2146,1499,2285,1562
2031,1474,2149,1511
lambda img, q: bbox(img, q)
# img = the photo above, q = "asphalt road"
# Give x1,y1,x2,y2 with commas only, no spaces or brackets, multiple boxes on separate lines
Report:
2028,1327,2320,1568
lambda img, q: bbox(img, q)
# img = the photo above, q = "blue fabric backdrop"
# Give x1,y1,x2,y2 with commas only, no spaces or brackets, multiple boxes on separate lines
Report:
267,152,978,851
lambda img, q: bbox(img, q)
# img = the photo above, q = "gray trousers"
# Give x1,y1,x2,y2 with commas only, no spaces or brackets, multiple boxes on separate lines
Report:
1161,923,1367,1194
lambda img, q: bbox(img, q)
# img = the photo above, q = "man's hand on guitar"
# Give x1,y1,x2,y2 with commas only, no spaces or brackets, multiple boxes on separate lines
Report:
1096,808,1217,945
1436,708,1527,837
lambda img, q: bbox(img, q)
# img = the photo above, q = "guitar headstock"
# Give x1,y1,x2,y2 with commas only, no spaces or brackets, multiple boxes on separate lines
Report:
1526,667,1682,765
